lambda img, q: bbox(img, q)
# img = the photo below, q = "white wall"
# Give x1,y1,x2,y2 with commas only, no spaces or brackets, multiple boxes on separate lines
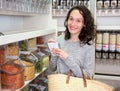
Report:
0,15,23,32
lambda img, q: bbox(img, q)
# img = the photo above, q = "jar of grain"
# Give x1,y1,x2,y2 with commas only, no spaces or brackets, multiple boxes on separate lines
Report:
6,42,19,56
1,59,24,90
19,53,36,81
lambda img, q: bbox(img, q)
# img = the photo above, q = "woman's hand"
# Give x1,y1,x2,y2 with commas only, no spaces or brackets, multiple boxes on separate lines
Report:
51,48,68,60
48,38,56,43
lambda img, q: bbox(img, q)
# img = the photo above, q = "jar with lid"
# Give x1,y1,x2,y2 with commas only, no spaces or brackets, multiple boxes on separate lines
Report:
97,0,103,9
109,31,116,59
32,50,44,73
111,0,117,8
0,58,25,90
19,52,36,81
19,40,28,51
95,31,103,59
6,42,19,56
28,38,37,52
118,0,120,8
116,31,120,59
102,31,109,59
103,0,110,9
32,49,50,73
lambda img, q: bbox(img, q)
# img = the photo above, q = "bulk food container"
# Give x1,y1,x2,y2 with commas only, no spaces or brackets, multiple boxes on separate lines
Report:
1,59,24,90
19,53,36,81
6,42,19,56
19,40,28,51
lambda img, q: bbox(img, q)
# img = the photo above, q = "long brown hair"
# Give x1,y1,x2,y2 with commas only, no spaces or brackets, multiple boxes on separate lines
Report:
64,5,96,45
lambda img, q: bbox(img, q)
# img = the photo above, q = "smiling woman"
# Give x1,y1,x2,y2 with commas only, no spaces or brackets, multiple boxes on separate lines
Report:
45,5,97,79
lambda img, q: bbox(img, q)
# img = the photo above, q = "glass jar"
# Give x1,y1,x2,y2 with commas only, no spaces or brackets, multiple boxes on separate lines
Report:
19,40,28,51
111,0,117,8
95,31,103,58
28,38,37,52
102,31,109,59
97,0,103,9
103,0,110,9
109,31,116,59
116,31,120,59
1,59,24,90
19,53,36,81
6,42,19,56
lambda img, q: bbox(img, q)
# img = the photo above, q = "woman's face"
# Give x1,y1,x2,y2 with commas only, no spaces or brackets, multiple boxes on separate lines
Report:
67,9,84,35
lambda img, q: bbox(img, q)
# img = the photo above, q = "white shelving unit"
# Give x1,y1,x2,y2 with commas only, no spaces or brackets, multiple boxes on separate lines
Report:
0,27,56,46
0,1,57,91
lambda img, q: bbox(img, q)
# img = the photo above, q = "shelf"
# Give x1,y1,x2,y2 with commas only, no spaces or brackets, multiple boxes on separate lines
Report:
97,26,120,30
0,9,42,16
0,28,56,46
16,68,47,91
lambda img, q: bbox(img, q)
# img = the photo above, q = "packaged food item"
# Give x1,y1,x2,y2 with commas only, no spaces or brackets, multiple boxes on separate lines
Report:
19,53,36,81
1,59,24,90
6,42,19,56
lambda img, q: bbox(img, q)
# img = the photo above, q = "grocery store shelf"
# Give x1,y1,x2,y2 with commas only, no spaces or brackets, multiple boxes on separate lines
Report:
0,28,56,46
97,26,120,30
16,68,47,91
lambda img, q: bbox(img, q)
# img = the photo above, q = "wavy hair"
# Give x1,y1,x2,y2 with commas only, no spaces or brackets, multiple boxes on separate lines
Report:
64,5,96,45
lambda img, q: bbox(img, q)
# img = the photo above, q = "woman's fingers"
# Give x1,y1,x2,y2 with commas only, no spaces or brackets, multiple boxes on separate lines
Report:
48,38,55,43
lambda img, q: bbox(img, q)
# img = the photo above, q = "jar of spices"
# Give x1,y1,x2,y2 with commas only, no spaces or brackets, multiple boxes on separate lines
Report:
109,31,116,59
104,0,110,9
118,0,120,8
102,31,109,59
95,31,103,58
1,59,24,90
97,0,103,9
111,0,117,8
116,31,120,59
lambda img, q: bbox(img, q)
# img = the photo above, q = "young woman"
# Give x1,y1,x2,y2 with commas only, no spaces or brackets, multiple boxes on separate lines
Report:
45,5,96,79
